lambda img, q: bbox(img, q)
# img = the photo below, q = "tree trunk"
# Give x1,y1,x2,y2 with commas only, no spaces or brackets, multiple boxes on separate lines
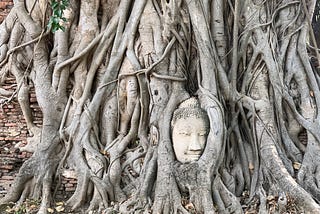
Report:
1,0,320,213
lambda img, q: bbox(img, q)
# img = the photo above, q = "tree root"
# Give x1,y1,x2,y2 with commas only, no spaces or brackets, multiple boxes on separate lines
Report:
297,134,320,202
2,1,320,214
15,126,42,153
152,194,189,214
214,176,242,214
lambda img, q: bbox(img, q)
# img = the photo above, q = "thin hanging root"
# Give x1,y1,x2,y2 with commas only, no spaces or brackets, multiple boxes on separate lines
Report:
258,187,268,214
260,139,320,212
38,178,52,214
215,176,242,213
0,158,36,204
118,101,141,152
135,148,157,200
296,134,320,202
67,133,108,210
0,31,50,68
90,176,110,207
67,174,90,210
3,0,320,213
152,195,189,214
212,187,226,213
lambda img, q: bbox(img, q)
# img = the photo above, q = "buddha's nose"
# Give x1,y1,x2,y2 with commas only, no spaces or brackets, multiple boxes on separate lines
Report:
188,134,202,151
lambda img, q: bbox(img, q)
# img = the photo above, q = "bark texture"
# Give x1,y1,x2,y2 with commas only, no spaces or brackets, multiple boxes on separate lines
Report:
1,0,320,213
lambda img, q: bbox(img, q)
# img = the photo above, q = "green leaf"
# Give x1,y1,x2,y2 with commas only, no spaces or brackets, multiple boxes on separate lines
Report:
53,16,60,24
59,25,66,32
48,0,70,33
54,9,63,17
62,0,69,5
60,5,66,10
52,25,59,33
51,1,59,9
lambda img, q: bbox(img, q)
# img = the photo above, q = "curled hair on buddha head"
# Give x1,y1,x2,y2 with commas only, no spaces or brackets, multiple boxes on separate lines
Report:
171,97,209,128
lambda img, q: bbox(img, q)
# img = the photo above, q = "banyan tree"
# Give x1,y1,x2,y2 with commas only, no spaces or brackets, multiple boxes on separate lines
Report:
1,0,320,213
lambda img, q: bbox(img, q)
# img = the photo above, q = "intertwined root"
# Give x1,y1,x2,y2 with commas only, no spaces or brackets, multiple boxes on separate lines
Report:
1,0,320,214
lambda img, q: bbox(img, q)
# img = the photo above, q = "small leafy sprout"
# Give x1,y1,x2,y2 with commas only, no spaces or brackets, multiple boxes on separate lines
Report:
47,0,69,33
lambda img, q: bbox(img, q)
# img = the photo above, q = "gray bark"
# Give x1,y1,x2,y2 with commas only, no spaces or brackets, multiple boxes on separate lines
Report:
1,0,320,213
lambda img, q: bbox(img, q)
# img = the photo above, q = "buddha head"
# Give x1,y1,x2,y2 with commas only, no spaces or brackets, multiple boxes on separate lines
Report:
171,97,209,163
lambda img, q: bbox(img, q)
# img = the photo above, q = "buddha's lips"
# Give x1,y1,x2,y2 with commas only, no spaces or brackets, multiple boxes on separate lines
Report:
186,154,201,159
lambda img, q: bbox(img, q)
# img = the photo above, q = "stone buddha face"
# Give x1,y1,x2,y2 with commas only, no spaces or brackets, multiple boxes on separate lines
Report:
171,97,209,163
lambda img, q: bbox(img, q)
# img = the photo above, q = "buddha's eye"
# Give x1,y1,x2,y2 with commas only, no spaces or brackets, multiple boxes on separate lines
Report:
179,132,191,136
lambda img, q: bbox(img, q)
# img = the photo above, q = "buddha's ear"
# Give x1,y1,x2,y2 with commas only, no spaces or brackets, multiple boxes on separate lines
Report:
151,125,159,146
